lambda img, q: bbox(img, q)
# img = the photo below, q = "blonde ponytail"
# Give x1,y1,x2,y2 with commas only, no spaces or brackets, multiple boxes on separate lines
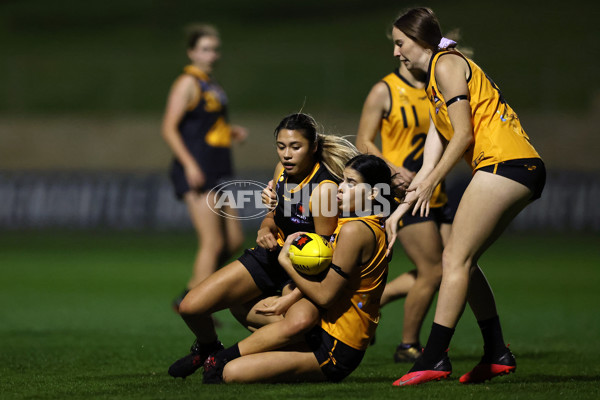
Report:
317,134,360,181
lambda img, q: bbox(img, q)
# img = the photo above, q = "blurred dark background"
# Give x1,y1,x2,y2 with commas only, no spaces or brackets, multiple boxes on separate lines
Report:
1,0,599,231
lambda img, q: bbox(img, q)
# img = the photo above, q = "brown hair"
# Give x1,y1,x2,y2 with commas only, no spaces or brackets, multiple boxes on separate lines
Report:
393,7,442,52
185,24,219,50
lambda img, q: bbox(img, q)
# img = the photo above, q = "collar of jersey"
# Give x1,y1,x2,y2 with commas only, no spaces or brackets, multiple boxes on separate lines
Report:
284,162,321,194
339,211,380,220
394,68,421,90
183,65,210,81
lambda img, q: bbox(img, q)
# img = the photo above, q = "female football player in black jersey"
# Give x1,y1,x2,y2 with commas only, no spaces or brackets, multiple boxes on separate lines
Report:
161,24,248,311
168,113,359,379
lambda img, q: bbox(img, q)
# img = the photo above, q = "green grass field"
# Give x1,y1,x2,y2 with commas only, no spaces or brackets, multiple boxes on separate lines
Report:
1,231,599,399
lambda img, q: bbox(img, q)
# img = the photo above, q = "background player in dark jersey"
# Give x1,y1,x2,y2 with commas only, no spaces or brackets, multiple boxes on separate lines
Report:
356,56,454,363
200,154,399,384
386,8,546,386
168,113,359,379
161,24,249,311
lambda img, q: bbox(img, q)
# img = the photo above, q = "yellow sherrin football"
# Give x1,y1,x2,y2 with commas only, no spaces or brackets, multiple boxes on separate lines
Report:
288,233,333,276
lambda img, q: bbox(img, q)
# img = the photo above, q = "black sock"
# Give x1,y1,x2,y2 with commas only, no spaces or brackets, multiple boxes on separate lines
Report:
194,338,222,354
410,323,454,372
478,315,506,357
216,343,241,362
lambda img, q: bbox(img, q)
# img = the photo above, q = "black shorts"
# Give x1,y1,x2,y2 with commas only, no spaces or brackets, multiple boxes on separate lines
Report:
306,326,365,383
399,201,455,229
238,246,291,296
477,158,546,201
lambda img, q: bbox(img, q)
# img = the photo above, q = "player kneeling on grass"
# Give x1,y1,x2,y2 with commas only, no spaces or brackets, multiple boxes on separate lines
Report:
202,154,403,383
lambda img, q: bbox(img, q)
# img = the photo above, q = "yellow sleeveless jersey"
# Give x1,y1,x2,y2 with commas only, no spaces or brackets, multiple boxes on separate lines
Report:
320,214,388,351
426,51,540,170
381,70,447,208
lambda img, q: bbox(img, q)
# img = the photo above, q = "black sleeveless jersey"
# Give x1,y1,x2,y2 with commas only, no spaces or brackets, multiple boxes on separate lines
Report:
175,65,232,181
273,162,338,245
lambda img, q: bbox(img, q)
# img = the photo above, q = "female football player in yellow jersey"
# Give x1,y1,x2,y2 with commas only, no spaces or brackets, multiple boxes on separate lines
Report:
356,57,455,363
168,113,359,379
199,154,399,383
162,24,248,310
385,8,546,386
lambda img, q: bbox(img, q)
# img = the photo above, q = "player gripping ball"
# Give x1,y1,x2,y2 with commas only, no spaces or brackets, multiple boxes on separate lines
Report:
288,233,333,276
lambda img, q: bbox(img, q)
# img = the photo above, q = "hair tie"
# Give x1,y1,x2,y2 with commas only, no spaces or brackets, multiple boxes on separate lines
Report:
438,37,457,49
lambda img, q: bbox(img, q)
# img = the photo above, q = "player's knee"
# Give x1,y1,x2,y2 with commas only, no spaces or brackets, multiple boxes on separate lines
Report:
222,361,241,383
416,260,443,284
227,234,244,255
177,297,195,317
178,295,206,317
442,245,473,273
423,265,443,287
200,234,226,255
285,313,318,336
